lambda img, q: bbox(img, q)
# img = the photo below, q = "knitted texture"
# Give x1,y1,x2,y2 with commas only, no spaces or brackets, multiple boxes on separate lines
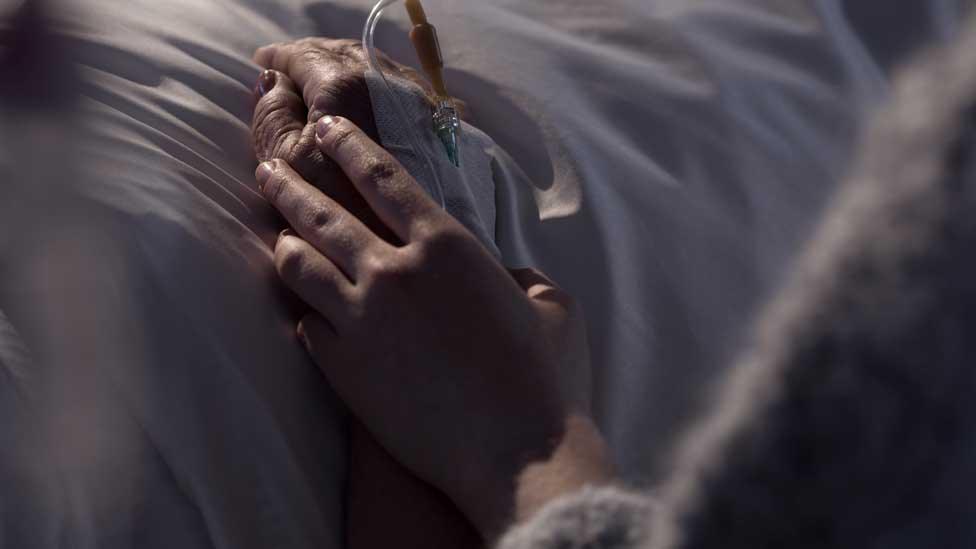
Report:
498,13,976,549
659,14,976,549
498,487,654,549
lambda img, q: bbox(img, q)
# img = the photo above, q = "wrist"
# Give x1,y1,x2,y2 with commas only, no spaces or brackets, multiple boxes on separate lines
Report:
513,414,616,524
465,414,616,542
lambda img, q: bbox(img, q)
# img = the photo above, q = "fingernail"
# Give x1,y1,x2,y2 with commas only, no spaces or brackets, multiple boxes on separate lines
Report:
257,69,277,97
315,115,336,140
256,161,275,192
277,228,294,244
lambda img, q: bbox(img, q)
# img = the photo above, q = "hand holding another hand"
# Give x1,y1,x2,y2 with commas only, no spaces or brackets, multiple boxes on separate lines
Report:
257,115,613,540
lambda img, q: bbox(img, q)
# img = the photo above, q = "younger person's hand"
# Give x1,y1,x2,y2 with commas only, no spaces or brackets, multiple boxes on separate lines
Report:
257,116,614,541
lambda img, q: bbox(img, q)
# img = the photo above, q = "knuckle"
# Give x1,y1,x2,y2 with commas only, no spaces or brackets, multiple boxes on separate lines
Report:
253,95,292,133
398,244,435,277
253,92,284,122
301,202,337,233
363,252,404,288
362,159,400,184
260,100,293,127
266,123,300,155
328,124,357,152
275,128,323,172
343,286,369,321
333,39,365,61
295,47,325,67
275,241,308,282
362,247,437,300
268,133,301,165
409,218,439,242
420,225,468,256
364,251,393,278
254,108,303,161
271,45,294,71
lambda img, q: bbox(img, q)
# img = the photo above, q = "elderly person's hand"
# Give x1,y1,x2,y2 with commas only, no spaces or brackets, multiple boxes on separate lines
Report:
256,115,614,541
251,38,441,240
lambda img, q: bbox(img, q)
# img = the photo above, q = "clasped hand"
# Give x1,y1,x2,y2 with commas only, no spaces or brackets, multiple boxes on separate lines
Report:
251,38,612,543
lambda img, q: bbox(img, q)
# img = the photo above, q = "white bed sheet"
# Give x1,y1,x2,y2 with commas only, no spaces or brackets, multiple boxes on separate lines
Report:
1,0,971,547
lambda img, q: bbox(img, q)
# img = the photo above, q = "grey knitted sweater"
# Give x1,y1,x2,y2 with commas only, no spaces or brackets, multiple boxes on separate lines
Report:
499,13,976,549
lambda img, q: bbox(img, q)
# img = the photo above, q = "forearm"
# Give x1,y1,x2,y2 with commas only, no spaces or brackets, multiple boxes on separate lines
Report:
346,413,615,547
346,422,483,549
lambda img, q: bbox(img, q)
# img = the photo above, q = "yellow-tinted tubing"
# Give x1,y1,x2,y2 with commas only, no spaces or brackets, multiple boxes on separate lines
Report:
404,0,449,98
404,0,428,25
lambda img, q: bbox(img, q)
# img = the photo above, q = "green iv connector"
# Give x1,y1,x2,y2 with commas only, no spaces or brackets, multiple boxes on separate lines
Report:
405,0,461,167
433,99,461,167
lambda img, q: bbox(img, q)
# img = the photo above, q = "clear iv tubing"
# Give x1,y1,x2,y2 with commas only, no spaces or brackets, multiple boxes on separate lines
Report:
362,0,448,209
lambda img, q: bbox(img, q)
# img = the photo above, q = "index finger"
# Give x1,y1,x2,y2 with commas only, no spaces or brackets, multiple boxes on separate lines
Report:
314,116,442,242
257,159,386,280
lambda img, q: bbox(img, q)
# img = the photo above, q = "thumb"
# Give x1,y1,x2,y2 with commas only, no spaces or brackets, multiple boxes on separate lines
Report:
509,268,574,308
509,267,557,295
251,69,307,163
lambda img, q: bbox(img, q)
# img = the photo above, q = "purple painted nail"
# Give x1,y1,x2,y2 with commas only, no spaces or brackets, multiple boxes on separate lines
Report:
257,70,277,97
